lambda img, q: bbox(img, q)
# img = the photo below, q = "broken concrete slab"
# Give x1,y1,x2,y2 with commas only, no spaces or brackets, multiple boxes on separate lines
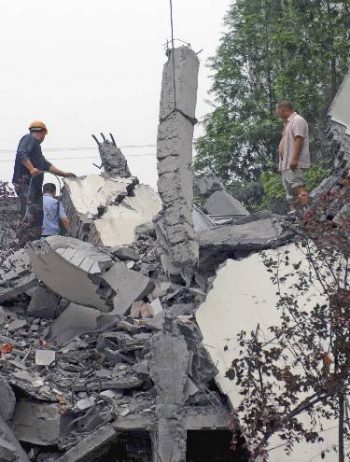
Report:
0,249,36,303
0,378,16,422
62,173,161,247
155,47,199,280
93,184,162,247
196,245,339,461
28,285,60,319
197,217,288,270
56,424,117,462
0,414,30,462
48,303,102,346
14,401,62,446
204,190,249,218
27,236,114,312
103,261,154,316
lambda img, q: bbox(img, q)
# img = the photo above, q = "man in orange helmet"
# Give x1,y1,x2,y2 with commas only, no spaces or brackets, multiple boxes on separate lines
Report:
12,121,76,245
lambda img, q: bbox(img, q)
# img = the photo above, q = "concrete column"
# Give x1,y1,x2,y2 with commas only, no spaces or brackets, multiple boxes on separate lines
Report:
156,46,199,282
150,329,190,462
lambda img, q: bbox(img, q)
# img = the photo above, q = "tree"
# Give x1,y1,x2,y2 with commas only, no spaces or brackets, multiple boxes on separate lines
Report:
194,0,350,206
227,190,350,461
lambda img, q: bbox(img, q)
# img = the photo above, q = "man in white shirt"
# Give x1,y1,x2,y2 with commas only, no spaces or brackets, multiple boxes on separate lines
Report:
42,183,69,237
276,100,310,211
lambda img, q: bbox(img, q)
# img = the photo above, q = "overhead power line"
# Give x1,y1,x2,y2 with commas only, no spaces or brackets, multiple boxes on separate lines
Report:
0,143,157,154
0,153,157,163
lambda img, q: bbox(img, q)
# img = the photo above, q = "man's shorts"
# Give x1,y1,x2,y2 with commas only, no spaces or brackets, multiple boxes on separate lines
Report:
281,168,307,201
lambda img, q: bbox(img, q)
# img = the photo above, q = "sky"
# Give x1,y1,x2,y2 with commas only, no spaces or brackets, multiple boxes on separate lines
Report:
0,0,230,189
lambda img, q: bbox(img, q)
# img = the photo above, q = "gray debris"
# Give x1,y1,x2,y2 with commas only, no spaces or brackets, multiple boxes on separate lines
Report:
113,246,140,261
14,401,62,446
48,303,102,346
0,378,16,422
35,350,56,366
27,236,114,312
103,261,154,316
0,414,30,462
0,249,36,303
28,285,60,319
56,424,117,462
7,319,27,332
95,133,131,178
204,190,249,218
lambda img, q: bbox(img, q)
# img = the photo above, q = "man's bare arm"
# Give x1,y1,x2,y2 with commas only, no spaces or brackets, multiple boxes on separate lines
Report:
21,159,41,177
60,217,70,232
48,165,76,178
289,136,304,170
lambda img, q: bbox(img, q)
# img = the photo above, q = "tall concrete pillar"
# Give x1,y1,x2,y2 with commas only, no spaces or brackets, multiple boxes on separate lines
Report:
150,328,190,462
156,46,199,282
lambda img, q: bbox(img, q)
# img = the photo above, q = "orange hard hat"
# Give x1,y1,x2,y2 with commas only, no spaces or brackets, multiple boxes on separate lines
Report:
29,120,48,134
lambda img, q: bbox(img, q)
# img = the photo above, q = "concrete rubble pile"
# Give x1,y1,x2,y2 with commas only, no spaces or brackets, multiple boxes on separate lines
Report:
0,47,292,462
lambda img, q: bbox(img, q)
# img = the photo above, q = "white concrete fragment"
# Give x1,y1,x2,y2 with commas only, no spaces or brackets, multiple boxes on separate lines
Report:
329,68,350,134
64,174,133,218
35,350,56,366
196,244,341,462
204,190,249,217
75,396,96,411
94,184,162,247
150,298,163,317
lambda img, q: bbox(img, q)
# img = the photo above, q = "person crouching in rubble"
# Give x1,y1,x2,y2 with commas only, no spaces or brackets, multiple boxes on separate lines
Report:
12,121,76,246
42,183,70,237
276,100,310,213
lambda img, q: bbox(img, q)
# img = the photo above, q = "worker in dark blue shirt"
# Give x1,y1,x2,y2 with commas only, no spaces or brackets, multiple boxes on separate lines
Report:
12,121,76,246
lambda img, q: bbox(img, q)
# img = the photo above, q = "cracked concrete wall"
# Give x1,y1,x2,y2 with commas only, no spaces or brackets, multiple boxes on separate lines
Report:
156,47,199,280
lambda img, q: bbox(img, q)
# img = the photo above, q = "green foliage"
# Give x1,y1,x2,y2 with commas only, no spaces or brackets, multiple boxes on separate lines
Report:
259,165,331,209
194,0,350,206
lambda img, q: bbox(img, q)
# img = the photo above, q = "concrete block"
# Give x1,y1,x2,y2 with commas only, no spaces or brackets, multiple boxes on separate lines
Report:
27,236,114,312
56,424,117,462
0,414,29,462
62,174,161,247
103,262,154,316
204,190,249,217
35,350,56,366
28,285,60,319
14,401,61,446
0,249,36,303
48,303,101,346
0,378,16,422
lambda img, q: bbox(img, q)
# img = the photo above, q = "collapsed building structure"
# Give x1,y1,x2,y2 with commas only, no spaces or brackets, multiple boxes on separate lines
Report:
0,47,349,462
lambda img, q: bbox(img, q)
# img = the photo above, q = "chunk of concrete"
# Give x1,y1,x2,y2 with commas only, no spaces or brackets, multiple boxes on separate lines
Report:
197,217,287,269
13,401,61,446
27,236,113,312
94,184,161,247
204,190,249,217
0,378,16,422
103,262,154,316
56,424,117,462
49,303,102,346
196,245,340,462
35,350,56,366
28,285,60,319
0,249,36,303
0,414,30,462
63,175,161,247
97,134,131,177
